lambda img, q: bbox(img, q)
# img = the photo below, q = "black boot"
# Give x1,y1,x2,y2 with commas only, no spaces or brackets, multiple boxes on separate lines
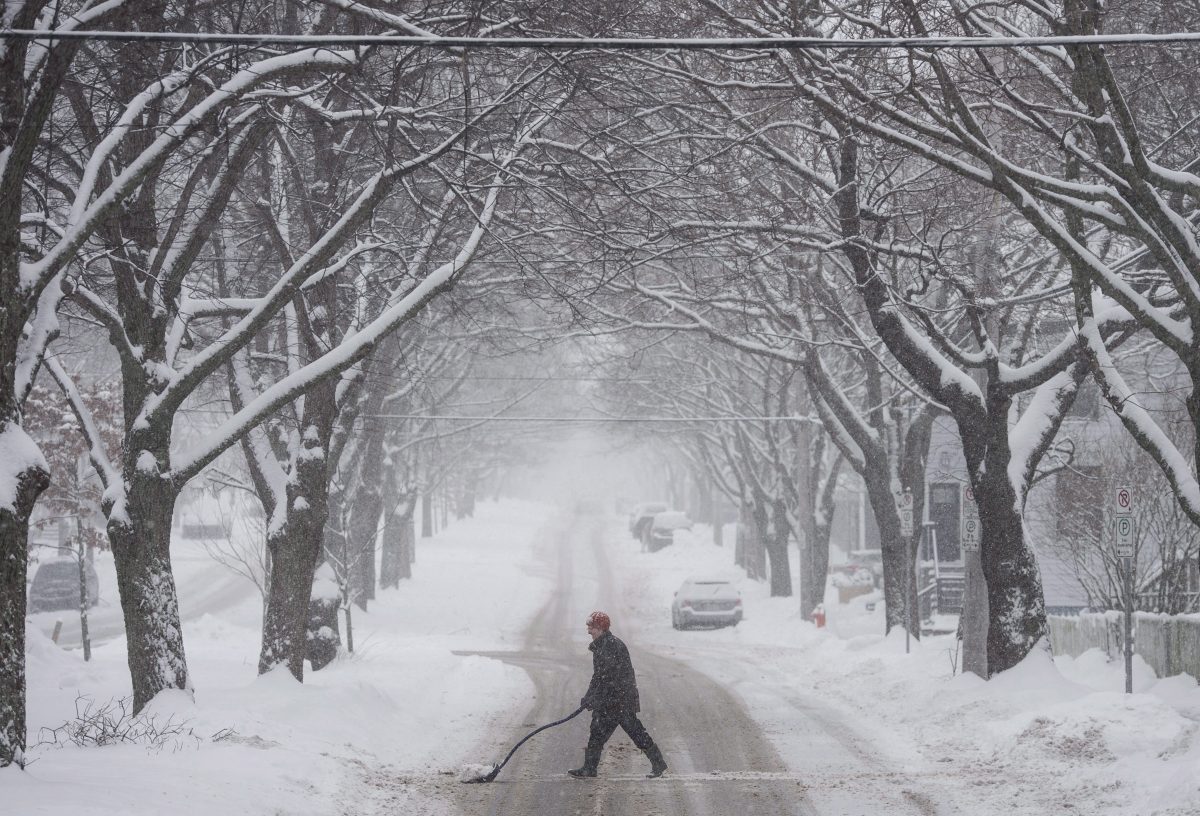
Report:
568,746,600,779
645,743,668,778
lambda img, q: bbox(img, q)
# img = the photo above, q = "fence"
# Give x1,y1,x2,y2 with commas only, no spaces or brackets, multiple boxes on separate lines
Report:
1048,612,1200,681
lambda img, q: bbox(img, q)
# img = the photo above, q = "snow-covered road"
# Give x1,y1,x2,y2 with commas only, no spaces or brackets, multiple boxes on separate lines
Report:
453,513,937,815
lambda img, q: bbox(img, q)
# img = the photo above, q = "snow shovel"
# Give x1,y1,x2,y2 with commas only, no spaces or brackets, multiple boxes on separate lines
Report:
463,705,586,783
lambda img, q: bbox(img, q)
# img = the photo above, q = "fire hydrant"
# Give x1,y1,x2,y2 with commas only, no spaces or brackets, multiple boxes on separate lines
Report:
810,604,826,628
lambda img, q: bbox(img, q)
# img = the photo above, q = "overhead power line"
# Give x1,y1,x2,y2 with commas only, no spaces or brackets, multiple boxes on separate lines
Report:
4,28,1200,51
367,414,818,422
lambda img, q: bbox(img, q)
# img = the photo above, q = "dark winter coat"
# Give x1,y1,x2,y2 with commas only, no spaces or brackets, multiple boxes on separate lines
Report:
581,631,640,714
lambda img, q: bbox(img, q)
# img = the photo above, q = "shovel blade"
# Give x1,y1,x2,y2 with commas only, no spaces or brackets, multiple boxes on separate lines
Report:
463,764,500,784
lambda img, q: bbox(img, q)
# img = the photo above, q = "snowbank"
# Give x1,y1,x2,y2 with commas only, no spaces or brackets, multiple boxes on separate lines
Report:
608,519,1200,816
8,500,559,816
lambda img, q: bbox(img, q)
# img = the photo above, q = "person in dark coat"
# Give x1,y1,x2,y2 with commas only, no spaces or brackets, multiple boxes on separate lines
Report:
568,610,668,779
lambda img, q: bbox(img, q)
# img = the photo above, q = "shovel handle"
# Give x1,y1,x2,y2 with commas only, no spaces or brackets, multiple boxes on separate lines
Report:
491,705,586,777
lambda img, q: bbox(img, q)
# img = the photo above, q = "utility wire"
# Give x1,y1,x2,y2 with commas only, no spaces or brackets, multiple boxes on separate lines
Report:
365,414,819,422
5,29,1200,50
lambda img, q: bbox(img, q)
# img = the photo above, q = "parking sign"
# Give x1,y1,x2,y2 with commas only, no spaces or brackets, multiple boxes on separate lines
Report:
1115,515,1135,558
962,517,980,551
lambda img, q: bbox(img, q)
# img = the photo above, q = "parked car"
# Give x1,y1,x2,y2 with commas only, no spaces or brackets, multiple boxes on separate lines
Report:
645,510,692,552
844,549,884,588
628,501,668,539
671,578,742,629
28,558,100,614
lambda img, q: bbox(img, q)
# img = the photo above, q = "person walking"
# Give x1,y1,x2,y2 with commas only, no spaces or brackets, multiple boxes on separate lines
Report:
568,610,668,779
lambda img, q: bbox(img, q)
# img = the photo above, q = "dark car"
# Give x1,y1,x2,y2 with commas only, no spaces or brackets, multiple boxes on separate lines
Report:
671,578,742,629
28,559,100,614
628,501,668,540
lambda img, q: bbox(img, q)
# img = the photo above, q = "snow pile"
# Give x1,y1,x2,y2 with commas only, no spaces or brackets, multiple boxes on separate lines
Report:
0,423,48,511
609,517,1200,816
8,500,560,816
457,763,496,782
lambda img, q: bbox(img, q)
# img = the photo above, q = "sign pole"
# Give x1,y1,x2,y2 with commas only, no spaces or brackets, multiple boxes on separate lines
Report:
1114,486,1134,694
1124,556,1133,694
959,483,987,678
898,489,915,654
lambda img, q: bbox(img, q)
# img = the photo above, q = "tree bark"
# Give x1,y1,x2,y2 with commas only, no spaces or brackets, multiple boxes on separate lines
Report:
971,403,1047,674
306,562,340,672
421,492,433,537
379,477,416,589
861,469,919,636
348,432,385,608
400,510,416,572
800,456,842,620
736,501,767,581
258,497,325,679
258,389,336,680
764,499,792,597
107,464,188,713
0,448,50,767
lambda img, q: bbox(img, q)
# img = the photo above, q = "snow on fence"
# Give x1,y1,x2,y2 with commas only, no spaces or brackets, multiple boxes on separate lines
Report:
1048,612,1200,682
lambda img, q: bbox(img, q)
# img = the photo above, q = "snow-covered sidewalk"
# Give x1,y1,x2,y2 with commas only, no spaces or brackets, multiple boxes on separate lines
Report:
607,521,1200,816
9,500,560,816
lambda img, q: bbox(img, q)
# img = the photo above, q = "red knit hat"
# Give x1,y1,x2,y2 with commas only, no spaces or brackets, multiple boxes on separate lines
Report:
586,611,611,631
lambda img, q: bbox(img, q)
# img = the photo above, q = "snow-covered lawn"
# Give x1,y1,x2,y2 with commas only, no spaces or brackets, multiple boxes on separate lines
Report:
609,522,1200,816
9,500,560,816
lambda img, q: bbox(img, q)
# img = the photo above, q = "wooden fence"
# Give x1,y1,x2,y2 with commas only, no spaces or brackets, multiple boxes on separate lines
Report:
1048,612,1200,681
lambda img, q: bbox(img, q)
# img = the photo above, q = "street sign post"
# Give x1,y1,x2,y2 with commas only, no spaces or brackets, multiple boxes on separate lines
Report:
1112,486,1134,694
896,489,915,653
960,484,980,552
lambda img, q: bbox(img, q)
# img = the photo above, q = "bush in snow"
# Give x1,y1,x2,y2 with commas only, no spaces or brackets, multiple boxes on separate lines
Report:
36,696,201,754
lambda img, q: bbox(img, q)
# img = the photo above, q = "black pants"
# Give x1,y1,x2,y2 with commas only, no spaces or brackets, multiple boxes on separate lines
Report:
583,708,656,769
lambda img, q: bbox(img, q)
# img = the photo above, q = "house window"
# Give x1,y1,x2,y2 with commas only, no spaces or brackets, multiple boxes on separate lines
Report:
1054,465,1103,540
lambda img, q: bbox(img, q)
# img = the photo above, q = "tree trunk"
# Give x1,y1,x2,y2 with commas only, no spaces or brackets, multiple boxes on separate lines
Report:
764,499,792,597
77,536,91,663
400,510,416,572
800,459,841,620
863,472,919,637
348,437,385,608
0,438,50,767
972,405,1047,675
380,483,416,590
258,508,324,679
306,561,340,671
259,400,334,680
736,501,767,581
108,472,188,713
421,492,434,537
